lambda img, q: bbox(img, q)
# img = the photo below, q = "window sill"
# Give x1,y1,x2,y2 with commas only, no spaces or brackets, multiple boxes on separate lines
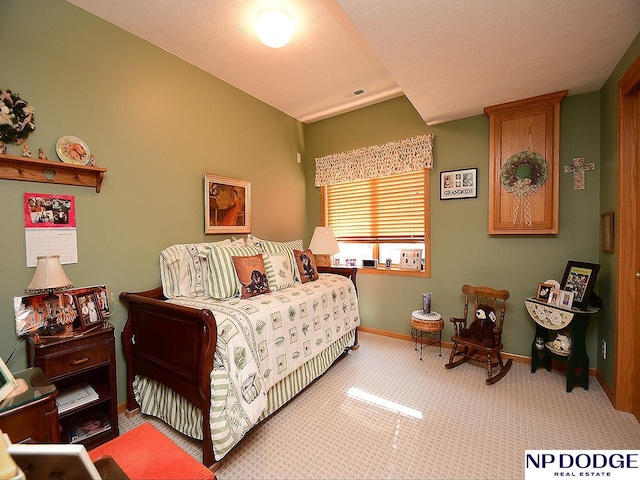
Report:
358,267,429,278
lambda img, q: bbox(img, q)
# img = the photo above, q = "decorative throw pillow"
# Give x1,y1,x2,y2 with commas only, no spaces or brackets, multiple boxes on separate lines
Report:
293,249,319,283
262,252,295,291
206,244,262,299
160,239,242,298
232,254,271,298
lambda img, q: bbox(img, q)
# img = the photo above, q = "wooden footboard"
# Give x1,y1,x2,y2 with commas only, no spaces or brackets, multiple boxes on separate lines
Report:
119,287,217,466
119,266,357,467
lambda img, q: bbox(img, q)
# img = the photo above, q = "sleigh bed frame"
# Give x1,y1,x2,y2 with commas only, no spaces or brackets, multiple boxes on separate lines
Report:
120,265,358,467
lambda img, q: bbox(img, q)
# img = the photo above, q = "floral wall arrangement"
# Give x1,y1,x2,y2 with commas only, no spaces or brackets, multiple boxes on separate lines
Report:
0,89,35,147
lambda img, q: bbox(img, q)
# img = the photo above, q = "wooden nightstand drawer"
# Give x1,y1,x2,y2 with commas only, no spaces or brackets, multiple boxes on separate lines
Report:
42,342,111,379
26,324,118,449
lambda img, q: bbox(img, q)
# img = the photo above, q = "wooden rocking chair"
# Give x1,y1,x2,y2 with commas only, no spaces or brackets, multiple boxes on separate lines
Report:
445,284,512,384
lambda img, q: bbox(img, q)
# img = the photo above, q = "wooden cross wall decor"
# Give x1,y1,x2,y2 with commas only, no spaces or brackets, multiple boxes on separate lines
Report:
563,157,595,190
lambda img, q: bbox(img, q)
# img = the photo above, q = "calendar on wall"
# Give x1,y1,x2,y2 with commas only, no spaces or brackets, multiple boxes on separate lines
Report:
24,193,78,267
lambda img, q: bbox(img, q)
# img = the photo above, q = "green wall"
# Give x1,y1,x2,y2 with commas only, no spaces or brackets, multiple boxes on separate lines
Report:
0,0,306,402
597,33,640,387
2,1,638,404
305,93,602,363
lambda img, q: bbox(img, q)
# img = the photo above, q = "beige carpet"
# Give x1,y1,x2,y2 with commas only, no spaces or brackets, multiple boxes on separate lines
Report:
119,331,640,479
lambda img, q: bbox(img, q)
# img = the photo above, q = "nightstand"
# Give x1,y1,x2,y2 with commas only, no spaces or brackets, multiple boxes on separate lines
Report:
0,367,58,443
26,323,118,448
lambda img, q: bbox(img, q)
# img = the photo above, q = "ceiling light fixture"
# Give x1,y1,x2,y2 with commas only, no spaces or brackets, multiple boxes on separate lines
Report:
255,8,294,48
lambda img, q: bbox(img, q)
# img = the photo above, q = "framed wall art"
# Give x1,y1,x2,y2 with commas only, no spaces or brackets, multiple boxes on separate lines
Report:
560,261,600,310
204,173,251,234
440,168,477,200
601,212,614,254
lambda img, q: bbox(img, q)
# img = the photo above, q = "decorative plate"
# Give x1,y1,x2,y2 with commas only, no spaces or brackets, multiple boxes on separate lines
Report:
545,341,570,357
56,136,90,165
500,151,547,193
544,279,560,290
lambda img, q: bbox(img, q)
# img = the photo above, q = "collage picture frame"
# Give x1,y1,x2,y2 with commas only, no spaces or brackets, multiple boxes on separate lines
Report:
14,285,111,337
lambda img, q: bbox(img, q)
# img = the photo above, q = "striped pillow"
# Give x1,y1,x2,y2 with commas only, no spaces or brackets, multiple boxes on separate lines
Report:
262,252,295,291
160,241,231,299
257,238,303,282
206,244,262,299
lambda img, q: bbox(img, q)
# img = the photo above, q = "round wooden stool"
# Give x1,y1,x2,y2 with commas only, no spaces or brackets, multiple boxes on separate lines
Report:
409,310,444,360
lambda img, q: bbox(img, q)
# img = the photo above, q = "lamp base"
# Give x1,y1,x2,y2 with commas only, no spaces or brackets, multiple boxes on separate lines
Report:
314,254,332,267
38,319,65,337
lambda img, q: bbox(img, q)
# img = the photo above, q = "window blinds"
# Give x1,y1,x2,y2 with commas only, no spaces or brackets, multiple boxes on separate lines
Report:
324,170,427,242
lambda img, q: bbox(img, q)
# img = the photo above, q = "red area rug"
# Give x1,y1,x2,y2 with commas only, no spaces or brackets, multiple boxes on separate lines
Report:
89,423,213,480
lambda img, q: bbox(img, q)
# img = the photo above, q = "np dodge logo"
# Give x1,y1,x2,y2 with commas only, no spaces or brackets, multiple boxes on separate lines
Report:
525,451,639,479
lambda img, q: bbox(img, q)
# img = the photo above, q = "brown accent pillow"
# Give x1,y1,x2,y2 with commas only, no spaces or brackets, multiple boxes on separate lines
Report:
232,254,271,298
293,249,319,283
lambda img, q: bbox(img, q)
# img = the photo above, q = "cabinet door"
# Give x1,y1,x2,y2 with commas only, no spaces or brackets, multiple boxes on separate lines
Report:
485,91,566,234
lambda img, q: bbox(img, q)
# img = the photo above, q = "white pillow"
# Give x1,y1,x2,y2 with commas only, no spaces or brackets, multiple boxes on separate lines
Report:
206,244,262,299
247,235,303,282
159,238,244,299
262,252,295,291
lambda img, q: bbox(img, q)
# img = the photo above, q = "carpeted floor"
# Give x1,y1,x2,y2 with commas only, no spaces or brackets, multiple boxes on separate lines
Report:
119,331,640,479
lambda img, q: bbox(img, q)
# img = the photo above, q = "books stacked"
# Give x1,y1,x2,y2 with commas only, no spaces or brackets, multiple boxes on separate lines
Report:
56,383,99,414
66,410,110,443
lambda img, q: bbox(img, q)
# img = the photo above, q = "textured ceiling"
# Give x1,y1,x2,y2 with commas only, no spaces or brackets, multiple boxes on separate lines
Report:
66,0,640,125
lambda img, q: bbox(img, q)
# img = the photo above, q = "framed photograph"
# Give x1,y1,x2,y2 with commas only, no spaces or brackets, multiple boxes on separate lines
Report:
601,212,614,254
536,283,554,302
0,356,19,402
13,292,76,336
560,261,600,310
399,249,422,270
559,290,575,310
75,293,103,329
547,288,562,306
204,173,251,234
440,167,477,200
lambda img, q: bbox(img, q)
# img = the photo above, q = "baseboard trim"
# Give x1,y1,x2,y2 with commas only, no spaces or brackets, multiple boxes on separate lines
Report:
596,370,615,404
358,326,598,376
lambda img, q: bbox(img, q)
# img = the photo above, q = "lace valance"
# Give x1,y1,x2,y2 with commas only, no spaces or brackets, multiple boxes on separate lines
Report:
314,133,433,186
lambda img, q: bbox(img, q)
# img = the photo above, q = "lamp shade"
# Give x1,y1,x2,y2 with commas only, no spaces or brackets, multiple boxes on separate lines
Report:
309,227,339,255
25,255,73,294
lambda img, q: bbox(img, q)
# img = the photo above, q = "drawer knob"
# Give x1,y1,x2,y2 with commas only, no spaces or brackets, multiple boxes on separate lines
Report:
70,357,89,366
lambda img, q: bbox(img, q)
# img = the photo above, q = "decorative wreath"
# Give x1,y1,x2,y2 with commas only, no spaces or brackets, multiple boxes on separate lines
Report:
500,150,547,193
0,89,36,144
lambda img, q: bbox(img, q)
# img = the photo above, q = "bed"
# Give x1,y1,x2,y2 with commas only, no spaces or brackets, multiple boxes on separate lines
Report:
120,238,359,467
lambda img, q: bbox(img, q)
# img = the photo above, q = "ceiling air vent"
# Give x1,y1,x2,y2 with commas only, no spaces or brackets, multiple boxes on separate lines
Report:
344,87,368,98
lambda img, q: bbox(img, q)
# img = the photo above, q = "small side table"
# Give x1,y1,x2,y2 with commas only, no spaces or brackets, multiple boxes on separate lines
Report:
410,310,444,360
526,297,599,392
0,367,59,443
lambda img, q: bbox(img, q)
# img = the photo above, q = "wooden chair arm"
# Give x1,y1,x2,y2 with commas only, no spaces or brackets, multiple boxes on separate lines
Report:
449,316,466,324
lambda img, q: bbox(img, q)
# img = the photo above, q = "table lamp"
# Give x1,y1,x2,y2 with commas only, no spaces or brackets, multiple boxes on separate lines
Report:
309,226,339,267
25,255,73,336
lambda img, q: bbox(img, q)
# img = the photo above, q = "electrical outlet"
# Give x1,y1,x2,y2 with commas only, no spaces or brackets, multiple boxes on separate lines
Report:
602,339,607,359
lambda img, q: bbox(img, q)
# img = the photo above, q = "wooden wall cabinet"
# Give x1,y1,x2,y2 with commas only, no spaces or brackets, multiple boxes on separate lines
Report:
484,91,567,234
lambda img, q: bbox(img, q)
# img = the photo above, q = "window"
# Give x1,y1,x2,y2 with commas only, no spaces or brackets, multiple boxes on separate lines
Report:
321,169,430,275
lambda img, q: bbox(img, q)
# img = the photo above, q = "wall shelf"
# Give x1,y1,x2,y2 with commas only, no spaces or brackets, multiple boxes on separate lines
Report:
0,153,107,192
